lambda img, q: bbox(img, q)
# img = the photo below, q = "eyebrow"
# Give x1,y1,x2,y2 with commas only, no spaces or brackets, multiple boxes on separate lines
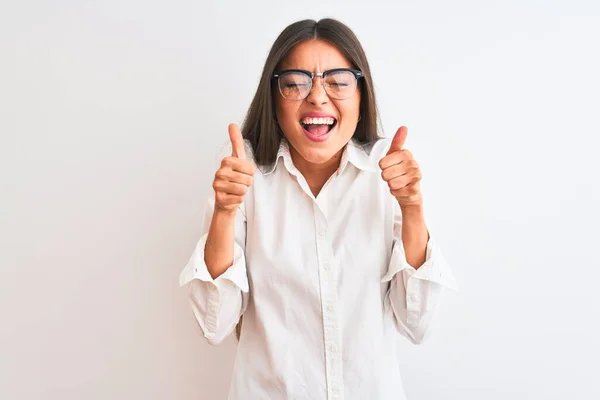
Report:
276,67,354,74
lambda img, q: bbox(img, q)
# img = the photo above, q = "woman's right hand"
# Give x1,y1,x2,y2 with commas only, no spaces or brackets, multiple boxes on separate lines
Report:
213,123,256,214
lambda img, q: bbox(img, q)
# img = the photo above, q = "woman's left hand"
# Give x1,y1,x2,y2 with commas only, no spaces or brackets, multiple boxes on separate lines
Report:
379,126,423,208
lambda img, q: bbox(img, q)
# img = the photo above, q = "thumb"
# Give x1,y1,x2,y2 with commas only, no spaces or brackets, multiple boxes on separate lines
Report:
228,123,246,159
387,126,408,155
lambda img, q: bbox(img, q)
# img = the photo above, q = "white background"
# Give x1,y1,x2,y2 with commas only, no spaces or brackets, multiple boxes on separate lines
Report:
2,1,599,399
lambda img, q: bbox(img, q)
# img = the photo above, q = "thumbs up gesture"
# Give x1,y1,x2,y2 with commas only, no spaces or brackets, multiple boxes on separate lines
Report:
213,123,257,214
378,126,423,208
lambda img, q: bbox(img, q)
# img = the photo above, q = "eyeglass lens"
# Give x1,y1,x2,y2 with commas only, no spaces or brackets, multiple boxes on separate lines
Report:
278,70,357,100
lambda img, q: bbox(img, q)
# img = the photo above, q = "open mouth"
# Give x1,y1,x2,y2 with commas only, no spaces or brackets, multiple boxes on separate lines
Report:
300,117,338,139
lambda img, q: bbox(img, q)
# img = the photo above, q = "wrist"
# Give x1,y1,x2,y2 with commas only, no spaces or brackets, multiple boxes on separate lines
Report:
214,205,239,219
399,202,424,216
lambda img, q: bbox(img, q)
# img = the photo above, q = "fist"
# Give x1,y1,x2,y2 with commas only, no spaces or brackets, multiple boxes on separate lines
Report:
213,123,256,213
378,126,423,208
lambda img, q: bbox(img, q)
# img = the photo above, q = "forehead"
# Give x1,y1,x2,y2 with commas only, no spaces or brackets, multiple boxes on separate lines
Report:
280,39,352,71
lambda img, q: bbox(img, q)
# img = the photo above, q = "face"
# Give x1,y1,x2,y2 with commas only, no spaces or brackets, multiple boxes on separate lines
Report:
274,39,361,167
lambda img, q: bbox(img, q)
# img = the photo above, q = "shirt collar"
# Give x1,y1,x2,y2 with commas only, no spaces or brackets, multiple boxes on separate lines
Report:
337,139,378,175
260,139,292,175
261,138,378,176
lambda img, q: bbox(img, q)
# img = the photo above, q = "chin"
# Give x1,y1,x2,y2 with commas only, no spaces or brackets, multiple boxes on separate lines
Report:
298,147,339,164
296,134,349,164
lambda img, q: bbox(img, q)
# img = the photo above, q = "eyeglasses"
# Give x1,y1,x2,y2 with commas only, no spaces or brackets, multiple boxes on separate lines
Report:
273,68,364,101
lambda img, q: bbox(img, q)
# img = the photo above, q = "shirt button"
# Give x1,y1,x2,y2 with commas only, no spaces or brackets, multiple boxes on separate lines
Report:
332,387,339,394
323,262,330,270
409,294,418,302
329,345,336,353
318,228,326,236
326,304,333,312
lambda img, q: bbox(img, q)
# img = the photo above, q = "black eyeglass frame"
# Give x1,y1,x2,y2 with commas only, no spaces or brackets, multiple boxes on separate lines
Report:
272,68,365,100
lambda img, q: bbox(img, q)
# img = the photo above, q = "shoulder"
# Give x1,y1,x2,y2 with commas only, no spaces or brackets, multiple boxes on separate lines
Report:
367,136,394,159
347,136,394,171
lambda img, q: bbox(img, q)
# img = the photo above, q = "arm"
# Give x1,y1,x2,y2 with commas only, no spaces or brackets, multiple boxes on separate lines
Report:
379,126,458,344
205,208,239,280
179,124,254,345
382,200,458,344
179,195,250,345
399,204,428,269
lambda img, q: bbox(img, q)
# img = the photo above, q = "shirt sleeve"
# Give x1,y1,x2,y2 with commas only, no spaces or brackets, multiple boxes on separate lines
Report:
382,200,458,344
179,187,250,345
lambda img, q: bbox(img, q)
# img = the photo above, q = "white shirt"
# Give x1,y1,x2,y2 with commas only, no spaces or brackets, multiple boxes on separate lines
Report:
179,137,458,400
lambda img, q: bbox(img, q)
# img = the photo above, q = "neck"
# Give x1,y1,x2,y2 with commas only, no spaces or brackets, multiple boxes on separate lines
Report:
289,146,343,197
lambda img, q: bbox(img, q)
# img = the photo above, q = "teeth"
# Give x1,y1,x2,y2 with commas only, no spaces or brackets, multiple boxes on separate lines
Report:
301,117,335,125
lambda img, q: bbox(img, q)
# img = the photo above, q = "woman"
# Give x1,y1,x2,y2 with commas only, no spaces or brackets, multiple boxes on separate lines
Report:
179,18,458,400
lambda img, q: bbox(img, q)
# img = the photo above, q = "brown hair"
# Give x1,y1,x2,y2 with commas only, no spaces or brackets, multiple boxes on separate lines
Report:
234,18,382,341
241,18,382,168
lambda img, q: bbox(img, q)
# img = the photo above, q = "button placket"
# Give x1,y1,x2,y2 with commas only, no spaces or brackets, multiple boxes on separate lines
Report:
406,276,423,327
313,203,344,399
205,283,220,333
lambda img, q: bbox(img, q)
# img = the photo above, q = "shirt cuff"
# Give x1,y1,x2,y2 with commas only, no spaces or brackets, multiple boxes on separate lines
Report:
381,235,459,291
179,233,249,293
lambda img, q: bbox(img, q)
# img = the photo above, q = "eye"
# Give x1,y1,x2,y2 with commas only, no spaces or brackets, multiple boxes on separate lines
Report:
324,71,354,88
284,83,309,89
328,82,349,87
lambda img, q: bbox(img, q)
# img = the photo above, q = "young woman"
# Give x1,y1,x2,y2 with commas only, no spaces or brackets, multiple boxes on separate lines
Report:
180,18,458,400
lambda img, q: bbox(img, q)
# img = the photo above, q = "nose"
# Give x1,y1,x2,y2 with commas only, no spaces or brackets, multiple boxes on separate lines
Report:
305,76,329,105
